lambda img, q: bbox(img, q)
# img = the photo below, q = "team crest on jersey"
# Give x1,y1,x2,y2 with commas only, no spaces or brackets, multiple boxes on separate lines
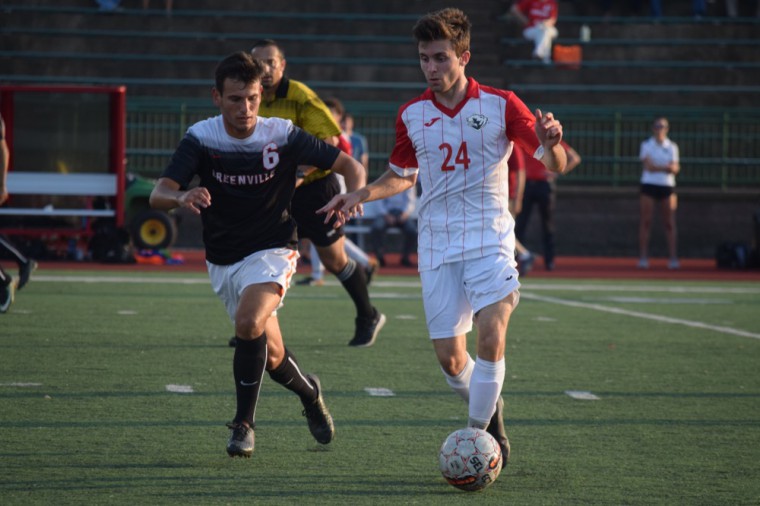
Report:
466,114,488,130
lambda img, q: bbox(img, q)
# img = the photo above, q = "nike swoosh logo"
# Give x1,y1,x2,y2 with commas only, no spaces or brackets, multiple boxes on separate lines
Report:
506,275,514,281
240,380,259,387
424,117,441,127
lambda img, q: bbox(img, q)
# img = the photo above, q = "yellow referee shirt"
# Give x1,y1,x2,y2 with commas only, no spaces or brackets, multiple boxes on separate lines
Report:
258,77,341,185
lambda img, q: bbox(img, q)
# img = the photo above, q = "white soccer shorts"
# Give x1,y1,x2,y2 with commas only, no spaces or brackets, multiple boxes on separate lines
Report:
420,252,520,339
207,247,299,323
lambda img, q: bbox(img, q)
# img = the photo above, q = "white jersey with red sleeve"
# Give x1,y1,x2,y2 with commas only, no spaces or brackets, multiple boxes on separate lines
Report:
389,77,540,272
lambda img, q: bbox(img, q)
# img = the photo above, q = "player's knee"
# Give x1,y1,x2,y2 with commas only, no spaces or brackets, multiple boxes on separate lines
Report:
234,317,266,340
439,360,459,377
438,353,468,377
318,244,347,272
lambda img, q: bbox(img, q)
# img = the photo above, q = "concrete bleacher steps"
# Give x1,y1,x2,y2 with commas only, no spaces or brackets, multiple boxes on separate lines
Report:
0,0,505,101
499,14,760,107
5,1,756,106
503,37,760,63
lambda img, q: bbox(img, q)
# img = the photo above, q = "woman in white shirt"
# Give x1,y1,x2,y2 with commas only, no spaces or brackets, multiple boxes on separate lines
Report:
638,117,680,270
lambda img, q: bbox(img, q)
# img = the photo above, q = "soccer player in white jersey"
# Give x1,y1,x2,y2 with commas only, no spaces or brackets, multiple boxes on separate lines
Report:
150,52,367,458
318,7,568,467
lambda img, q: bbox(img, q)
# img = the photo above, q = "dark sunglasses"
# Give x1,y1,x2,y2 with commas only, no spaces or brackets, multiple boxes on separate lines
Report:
653,123,667,129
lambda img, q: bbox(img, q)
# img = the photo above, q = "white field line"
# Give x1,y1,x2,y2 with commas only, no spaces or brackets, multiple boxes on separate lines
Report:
34,275,210,284
521,292,760,340
32,275,760,294
521,283,760,295
32,275,758,338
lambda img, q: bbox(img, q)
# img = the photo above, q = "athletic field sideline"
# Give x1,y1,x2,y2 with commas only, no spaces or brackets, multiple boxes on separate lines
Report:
27,249,760,282
1,267,758,504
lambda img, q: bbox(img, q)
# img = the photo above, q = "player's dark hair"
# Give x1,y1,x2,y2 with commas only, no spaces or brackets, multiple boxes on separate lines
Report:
250,38,285,59
323,97,345,121
215,51,264,94
413,7,471,56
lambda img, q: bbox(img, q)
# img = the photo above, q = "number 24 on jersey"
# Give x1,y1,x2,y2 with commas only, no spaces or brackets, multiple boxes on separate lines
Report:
440,142,471,172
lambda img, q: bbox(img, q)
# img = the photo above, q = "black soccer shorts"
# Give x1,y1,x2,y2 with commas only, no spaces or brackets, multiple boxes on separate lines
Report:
291,173,345,247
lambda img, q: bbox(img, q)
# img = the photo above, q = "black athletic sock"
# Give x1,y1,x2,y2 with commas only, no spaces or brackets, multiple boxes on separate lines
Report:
267,347,317,405
337,258,374,318
233,334,268,427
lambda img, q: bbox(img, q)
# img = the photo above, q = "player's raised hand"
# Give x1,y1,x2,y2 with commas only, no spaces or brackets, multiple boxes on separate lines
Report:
535,109,563,147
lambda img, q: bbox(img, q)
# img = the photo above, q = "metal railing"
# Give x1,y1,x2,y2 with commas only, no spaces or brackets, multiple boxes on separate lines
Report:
126,99,760,190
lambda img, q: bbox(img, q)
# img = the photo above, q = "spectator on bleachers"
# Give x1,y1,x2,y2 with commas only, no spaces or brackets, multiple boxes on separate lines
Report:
510,0,559,64
638,117,680,270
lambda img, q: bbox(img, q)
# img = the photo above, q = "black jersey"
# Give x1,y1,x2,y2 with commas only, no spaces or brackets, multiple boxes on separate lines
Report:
161,115,341,265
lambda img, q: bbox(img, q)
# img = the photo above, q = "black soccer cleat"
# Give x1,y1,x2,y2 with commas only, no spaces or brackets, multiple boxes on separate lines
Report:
349,308,386,347
486,396,511,468
301,374,335,444
17,260,38,291
226,421,254,458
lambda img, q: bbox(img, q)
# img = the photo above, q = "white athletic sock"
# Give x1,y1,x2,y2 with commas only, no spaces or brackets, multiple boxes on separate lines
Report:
442,354,475,403
468,357,505,429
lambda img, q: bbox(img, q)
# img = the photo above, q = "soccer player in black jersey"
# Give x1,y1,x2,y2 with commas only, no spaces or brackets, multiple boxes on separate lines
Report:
150,52,366,458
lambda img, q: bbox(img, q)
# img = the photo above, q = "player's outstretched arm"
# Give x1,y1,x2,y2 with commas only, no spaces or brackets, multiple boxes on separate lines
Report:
318,168,416,228
150,177,211,215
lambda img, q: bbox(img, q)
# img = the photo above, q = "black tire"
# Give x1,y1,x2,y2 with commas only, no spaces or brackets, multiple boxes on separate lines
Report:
130,210,177,250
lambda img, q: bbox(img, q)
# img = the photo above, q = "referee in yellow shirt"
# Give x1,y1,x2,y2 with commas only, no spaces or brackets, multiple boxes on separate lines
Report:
247,39,385,347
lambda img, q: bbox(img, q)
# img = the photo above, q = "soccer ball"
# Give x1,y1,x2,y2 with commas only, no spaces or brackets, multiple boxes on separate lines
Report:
439,427,502,492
